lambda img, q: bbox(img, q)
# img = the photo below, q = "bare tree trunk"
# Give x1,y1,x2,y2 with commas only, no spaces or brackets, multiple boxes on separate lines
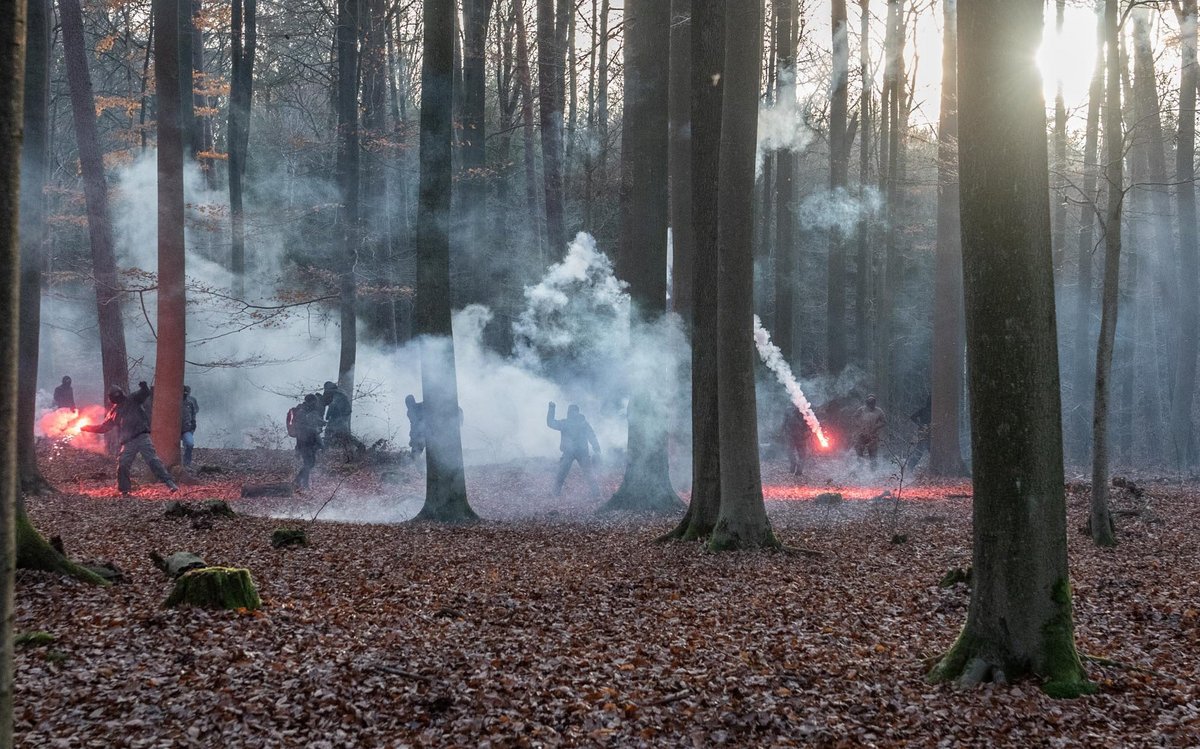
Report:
597,0,610,179
228,0,256,297
601,0,682,515
0,0,27,739
537,0,567,254
1089,0,1121,548
1052,0,1068,272
17,0,53,493
665,0,723,541
414,0,478,524
709,0,778,552
513,0,543,250
827,0,849,373
855,0,871,365
151,0,186,468
463,0,495,259
929,0,965,477
669,0,694,324
1071,1,1104,467
336,0,360,407
773,0,796,366
1172,0,1199,470
930,0,1092,697
877,0,904,406
59,0,131,432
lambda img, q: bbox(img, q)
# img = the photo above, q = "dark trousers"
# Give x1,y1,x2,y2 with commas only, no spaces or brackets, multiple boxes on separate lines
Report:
554,451,598,496
295,441,318,489
787,439,807,475
117,433,173,492
854,434,880,467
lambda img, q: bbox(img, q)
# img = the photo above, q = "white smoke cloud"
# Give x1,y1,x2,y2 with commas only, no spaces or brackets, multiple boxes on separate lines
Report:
797,186,883,234
753,315,829,447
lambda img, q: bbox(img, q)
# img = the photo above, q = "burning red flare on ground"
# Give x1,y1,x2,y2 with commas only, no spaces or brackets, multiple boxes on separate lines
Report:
38,406,108,454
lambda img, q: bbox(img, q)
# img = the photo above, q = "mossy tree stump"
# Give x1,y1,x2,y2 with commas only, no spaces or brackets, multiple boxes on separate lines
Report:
164,567,261,611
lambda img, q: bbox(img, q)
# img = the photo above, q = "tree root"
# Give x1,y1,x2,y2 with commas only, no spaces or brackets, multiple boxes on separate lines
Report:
1081,653,1171,679
16,509,107,586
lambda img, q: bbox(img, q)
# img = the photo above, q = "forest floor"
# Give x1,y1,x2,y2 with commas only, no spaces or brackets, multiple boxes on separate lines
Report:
13,442,1200,747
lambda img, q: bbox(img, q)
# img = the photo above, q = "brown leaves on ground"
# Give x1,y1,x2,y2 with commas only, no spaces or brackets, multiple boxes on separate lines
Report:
14,445,1200,747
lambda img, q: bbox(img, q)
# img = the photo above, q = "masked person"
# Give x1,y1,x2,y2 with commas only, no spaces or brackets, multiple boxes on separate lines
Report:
180,385,199,466
294,394,325,490
53,376,76,412
405,394,425,458
781,405,810,477
547,401,601,496
321,381,352,445
81,381,178,495
852,394,887,467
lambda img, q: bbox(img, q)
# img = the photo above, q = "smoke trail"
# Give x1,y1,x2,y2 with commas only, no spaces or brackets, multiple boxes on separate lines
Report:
752,315,830,448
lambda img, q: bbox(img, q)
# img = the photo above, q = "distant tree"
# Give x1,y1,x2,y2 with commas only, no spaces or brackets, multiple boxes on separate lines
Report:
58,0,131,429
537,0,569,255
150,0,186,467
335,0,360,410
462,0,495,255
773,0,797,366
1070,1,1104,466
228,0,256,297
854,0,871,364
414,0,478,524
709,0,778,551
663,0,724,541
931,0,1092,697
827,0,849,373
1089,0,1122,547
1052,0,1068,272
1172,0,1199,470
1,0,27,739
929,0,965,477
17,0,52,494
600,0,683,515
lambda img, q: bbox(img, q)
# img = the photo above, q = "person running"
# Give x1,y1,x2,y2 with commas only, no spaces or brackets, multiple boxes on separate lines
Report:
81,381,178,496
546,401,601,496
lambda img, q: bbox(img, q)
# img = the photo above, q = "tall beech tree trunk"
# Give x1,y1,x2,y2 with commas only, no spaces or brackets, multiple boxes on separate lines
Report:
827,0,849,374
414,0,478,524
600,0,682,515
537,0,567,254
930,0,1092,697
1071,1,1104,467
151,0,186,468
664,0,724,541
669,0,694,323
59,0,130,435
1172,0,1199,470
929,0,965,476
855,0,871,364
709,0,778,552
228,0,256,297
1,1,26,739
18,0,52,493
513,0,543,249
462,0,495,263
336,0,360,405
877,0,904,406
1089,0,1122,547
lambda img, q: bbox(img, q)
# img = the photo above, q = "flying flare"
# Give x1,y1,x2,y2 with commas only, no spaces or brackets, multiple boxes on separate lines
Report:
752,316,830,449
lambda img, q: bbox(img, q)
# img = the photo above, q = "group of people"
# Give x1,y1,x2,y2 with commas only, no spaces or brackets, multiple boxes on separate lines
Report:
780,394,889,476
289,381,353,490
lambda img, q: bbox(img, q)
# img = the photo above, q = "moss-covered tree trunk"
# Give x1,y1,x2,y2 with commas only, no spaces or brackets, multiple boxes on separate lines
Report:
1,0,29,739
931,0,1092,697
664,0,724,542
600,0,683,516
708,0,778,552
413,0,478,525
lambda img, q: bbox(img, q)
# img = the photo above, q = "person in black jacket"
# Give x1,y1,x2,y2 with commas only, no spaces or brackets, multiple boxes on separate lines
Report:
293,394,325,490
781,405,810,477
82,382,178,495
53,376,76,412
322,381,352,445
547,402,601,496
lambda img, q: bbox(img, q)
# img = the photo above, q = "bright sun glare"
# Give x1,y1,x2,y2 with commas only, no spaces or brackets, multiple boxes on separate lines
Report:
1037,6,1100,108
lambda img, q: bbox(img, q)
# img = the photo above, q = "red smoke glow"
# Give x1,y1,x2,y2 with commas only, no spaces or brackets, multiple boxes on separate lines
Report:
38,406,109,454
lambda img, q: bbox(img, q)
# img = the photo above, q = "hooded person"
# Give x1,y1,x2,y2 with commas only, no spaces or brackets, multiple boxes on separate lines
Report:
781,405,811,477
81,381,178,495
180,385,200,466
405,394,425,457
321,381,352,444
852,394,887,467
294,393,325,490
546,401,601,496
53,376,76,412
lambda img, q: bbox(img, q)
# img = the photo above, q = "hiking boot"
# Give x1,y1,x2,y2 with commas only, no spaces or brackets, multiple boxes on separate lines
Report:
166,481,179,493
